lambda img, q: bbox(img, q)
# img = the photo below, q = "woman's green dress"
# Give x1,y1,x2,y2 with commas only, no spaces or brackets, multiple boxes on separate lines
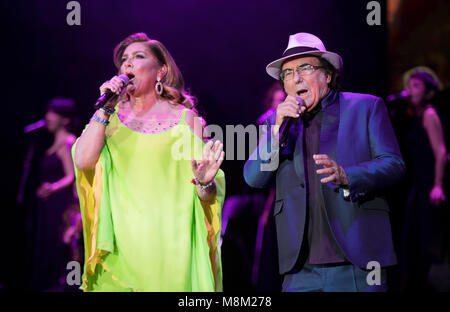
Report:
72,109,225,291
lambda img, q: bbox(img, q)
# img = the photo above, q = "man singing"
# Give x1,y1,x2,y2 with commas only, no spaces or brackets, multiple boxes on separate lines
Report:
244,33,405,292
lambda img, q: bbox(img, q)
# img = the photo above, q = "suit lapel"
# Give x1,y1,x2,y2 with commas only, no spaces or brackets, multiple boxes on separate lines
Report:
292,91,340,185
319,92,340,190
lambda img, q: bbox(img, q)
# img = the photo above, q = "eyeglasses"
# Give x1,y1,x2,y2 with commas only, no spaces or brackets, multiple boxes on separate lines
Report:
280,64,324,81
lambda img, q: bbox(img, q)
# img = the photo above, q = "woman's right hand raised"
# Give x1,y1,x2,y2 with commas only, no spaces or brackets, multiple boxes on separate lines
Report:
99,75,126,107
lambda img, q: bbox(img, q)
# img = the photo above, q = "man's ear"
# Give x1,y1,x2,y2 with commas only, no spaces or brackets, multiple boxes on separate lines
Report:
326,72,332,84
426,89,435,100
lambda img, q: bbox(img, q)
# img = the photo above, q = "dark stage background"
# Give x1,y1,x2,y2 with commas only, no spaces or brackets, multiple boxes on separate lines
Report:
1,0,389,291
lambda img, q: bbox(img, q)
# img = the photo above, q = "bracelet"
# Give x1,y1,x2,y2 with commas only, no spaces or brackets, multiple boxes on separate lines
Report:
191,177,214,191
100,106,115,115
91,113,110,126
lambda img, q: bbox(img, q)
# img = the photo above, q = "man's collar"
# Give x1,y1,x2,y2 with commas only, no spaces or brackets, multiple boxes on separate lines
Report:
302,101,322,123
321,89,337,108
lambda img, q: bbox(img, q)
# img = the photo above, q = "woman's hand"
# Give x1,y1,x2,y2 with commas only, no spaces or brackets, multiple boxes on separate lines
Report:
36,182,56,200
430,185,445,206
99,76,127,108
191,140,225,185
63,226,76,245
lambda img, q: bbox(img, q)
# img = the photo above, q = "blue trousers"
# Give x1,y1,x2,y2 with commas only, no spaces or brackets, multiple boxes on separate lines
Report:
282,263,388,292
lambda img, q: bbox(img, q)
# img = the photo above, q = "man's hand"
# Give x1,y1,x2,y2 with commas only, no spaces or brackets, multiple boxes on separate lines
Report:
314,154,348,186
272,95,307,137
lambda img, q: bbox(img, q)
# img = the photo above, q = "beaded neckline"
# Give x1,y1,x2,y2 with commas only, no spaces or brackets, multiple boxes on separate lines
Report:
116,109,184,134
117,112,182,134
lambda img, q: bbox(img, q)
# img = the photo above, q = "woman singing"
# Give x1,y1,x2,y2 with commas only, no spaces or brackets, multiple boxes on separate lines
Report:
73,33,225,292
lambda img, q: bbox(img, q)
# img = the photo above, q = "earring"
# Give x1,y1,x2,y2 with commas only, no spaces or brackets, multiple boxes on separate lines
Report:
155,76,163,95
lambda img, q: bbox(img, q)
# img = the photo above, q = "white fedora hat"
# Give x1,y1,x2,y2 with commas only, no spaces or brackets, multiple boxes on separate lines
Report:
266,32,343,80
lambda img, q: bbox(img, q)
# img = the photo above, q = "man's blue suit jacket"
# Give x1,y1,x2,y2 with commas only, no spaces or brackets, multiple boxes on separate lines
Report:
244,91,405,274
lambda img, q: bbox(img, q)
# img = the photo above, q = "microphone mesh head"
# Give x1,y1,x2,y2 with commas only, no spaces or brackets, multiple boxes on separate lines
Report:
295,96,306,107
118,74,131,84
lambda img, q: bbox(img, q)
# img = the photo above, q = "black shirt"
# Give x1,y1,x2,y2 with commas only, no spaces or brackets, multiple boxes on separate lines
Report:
302,92,346,264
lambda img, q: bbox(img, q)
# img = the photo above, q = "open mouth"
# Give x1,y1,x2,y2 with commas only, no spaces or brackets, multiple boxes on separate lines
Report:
126,74,135,85
297,89,308,96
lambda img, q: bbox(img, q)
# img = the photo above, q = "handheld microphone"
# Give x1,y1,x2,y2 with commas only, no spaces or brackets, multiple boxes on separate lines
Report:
386,90,408,103
94,74,132,109
24,119,46,134
279,97,306,147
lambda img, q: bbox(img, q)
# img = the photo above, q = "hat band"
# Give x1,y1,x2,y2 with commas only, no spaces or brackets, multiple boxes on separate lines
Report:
282,46,320,58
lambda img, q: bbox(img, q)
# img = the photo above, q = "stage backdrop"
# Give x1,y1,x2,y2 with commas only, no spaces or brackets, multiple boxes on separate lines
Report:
2,0,388,290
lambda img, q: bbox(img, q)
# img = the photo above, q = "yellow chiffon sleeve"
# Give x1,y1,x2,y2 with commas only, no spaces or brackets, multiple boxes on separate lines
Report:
71,138,115,291
196,168,225,292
